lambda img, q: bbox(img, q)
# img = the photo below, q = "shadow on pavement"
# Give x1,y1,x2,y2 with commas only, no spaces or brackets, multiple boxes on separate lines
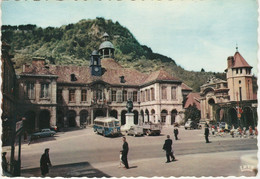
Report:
129,166,138,169
27,136,58,145
21,162,111,177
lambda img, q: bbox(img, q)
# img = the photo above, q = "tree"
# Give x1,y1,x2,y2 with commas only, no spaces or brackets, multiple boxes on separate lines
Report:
184,104,201,122
201,68,205,72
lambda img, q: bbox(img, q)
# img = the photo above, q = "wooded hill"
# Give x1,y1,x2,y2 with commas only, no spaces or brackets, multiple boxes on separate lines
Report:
2,17,255,92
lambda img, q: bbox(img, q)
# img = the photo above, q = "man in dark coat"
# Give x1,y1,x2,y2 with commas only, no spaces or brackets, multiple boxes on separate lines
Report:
174,127,179,140
121,137,129,169
163,135,175,163
40,148,52,176
204,124,210,143
2,152,8,172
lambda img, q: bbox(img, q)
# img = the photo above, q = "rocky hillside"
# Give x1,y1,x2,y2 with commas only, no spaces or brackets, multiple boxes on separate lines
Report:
1,17,240,92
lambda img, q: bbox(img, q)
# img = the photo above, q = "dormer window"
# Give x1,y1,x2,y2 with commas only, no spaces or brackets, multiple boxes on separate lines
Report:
71,74,77,81
120,76,126,83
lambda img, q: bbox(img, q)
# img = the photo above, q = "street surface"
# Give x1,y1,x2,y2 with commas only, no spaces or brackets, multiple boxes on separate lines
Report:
2,126,258,177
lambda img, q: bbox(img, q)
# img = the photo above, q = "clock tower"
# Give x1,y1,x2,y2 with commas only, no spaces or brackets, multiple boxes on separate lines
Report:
90,50,102,76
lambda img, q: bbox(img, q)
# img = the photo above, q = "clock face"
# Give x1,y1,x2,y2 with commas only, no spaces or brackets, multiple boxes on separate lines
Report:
94,67,99,72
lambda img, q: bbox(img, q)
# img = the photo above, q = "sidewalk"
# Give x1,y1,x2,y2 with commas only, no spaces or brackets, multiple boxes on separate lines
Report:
21,150,257,177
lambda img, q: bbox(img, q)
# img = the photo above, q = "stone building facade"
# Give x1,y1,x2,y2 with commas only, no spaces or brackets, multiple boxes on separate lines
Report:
1,43,17,145
200,49,257,128
17,33,189,132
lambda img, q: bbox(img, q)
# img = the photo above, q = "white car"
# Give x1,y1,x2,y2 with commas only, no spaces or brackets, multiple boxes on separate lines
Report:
127,126,143,137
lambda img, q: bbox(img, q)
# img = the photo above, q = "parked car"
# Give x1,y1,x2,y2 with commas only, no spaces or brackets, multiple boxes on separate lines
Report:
143,122,162,136
184,120,200,130
127,125,144,137
31,128,56,139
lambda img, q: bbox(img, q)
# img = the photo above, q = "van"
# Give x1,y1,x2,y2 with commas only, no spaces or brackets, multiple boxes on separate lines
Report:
93,117,121,137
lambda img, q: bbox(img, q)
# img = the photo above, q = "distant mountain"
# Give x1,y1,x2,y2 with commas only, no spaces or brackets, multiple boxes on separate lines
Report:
1,17,238,92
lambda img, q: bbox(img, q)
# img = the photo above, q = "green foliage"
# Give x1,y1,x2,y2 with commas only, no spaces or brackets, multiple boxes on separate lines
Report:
184,104,201,122
2,18,232,92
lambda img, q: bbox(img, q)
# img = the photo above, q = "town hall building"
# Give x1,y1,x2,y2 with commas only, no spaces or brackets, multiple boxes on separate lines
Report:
17,33,190,132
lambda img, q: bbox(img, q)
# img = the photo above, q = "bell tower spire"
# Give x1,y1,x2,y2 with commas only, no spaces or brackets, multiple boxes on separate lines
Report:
98,32,115,59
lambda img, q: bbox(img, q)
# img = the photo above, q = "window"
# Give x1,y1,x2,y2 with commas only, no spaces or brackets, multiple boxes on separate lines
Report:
137,91,140,102
81,89,87,102
112,90,117,101
171,86,176,100
162,86,167,100
236,69,238,74
40,83,50,98
151,88,155,101
145,89,148,101
69,89,75,102
26,83,35,99
95,89,102,100
141,91,145,102
128,91,133,101
57,89,62,102
240,68,242,74
70,74,77,81
117,91,122,102
147,89,150,101
123,90,127,101
133,91,138,102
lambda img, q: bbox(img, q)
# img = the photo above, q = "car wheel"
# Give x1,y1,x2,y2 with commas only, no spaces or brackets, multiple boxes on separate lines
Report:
185,128,187,130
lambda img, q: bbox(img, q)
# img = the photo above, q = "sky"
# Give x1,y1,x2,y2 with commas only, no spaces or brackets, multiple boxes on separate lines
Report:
1,0,259,75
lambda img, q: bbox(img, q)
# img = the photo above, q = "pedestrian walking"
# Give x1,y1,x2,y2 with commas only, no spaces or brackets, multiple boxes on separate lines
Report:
162,135,176,163
120,137,129,169
211,126,215,136
204,124,210,143
40,148,52,177
2,152,8,172
173,127,179,140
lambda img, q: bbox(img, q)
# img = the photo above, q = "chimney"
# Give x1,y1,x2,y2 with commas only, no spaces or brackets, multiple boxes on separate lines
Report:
227,56,234,68
32,57,46,67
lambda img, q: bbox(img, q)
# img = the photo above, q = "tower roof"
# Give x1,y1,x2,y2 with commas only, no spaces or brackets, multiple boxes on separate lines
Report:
102,32,109,39
232,51,252,69
99,41,114,50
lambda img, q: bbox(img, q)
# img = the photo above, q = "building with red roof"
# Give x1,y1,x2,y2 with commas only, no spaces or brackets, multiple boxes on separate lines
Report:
17,33,189,131
200,48,257,129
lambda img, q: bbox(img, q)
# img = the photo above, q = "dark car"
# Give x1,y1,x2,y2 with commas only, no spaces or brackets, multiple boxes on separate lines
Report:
31,128,56,139
184,120,200,130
